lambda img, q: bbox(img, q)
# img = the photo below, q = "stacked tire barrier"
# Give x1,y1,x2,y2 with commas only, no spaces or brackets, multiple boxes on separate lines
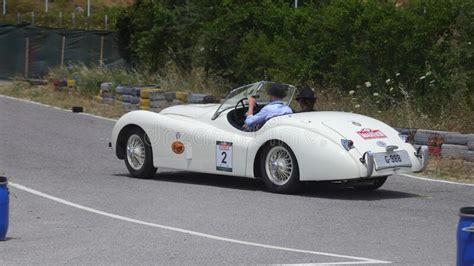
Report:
95,82,115,104
397,128,474,168
99,83,218,112
114,85,141,111
140,87,167,112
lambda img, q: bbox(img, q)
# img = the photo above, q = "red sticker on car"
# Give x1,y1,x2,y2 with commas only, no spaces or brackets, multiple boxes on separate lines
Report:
357,128,387,139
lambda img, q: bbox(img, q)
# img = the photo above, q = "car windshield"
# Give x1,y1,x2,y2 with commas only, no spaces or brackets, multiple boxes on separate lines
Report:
212,81,296,120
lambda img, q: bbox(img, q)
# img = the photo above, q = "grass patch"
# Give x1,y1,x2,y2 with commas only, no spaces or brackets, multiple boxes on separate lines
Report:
0,64,230,119
313,82,474,133
425,157,474,184
47,64,230,97
48,65,158,96
0,81,127,119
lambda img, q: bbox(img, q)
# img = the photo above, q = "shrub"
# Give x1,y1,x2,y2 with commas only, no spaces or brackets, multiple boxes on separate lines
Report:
116,0,473,127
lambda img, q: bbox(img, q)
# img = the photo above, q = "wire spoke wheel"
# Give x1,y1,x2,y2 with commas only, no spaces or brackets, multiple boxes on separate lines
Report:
265,146,294,186
126,134,146,171
123,128,157,179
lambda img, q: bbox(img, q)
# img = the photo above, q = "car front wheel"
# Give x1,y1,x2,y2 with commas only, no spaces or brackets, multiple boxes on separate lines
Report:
124,128,157,179
260,141,300,194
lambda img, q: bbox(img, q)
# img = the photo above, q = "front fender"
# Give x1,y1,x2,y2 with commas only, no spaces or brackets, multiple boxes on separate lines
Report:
111,110,166,160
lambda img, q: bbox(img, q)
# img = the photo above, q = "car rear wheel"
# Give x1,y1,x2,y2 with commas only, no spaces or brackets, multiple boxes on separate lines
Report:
354,176,388,191
260,141,300,194
124,128,157,179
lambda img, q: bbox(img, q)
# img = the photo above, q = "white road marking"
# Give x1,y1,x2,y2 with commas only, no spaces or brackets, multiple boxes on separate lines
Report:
284,262,387,266
80,112,117,122
400,174,474,187
9,182,390,265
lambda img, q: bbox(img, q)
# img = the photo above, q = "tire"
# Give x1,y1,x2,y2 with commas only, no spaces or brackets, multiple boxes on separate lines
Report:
259,141,300,194
441,144,468,159
354,176,388,191
124,127,157,179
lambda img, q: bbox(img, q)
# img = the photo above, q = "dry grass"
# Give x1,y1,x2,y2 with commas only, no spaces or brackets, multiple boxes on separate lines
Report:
0,81,127,119
47,64,230,97
48,64,157,96
424,157,474,184
314,86,474,133
157,63,230,96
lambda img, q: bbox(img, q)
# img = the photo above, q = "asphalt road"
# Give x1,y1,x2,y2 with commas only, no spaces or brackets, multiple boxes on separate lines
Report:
0,95,473,265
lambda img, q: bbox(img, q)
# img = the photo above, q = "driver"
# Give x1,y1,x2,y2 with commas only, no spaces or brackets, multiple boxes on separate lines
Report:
244,83,293,130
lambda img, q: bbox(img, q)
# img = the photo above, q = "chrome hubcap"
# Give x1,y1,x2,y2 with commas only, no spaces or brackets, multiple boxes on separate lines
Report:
126,134,145,170
265,146,293,186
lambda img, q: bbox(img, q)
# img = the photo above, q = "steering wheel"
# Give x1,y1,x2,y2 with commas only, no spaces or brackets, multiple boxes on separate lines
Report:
234,97,259,125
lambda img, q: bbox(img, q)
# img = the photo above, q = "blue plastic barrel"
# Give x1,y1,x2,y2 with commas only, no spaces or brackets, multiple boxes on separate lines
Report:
457,207,474,266
0,176,8,241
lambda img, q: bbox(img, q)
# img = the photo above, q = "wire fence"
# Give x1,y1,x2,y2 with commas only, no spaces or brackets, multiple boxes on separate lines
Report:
0,10,117,30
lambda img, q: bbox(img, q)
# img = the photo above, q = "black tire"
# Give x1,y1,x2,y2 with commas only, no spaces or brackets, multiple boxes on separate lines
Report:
124,127,157,179
354,176,388,191
259,141,300,194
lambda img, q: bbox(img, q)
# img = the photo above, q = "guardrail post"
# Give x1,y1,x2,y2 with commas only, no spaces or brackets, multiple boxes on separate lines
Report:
61,36,66,68
72,12,76,28
24,37,29,78
104,15,108,31
100,35,104,66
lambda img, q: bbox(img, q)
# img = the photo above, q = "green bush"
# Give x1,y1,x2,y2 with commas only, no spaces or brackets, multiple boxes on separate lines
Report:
116,0,473,122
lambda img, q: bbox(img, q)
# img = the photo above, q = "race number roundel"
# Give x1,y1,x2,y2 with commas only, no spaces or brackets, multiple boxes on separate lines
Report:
216,141,233,172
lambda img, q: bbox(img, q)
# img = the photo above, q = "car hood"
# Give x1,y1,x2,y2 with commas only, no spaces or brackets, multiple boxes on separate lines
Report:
160,104,219,119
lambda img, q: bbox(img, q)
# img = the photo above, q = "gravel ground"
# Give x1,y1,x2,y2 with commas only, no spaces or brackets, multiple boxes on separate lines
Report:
0,95,473,265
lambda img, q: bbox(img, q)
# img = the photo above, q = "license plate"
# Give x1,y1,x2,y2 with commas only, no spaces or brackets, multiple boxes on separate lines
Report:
373,150,412,170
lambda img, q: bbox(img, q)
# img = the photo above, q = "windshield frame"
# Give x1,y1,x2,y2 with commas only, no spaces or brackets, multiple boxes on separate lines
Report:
211,81,296,120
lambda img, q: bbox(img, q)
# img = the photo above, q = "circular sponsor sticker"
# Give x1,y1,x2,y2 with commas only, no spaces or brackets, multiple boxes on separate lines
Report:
171,141,185,154
376,141,387,147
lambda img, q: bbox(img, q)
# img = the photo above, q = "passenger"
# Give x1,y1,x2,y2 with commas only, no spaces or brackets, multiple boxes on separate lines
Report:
296,87,316,112
244,83,293,130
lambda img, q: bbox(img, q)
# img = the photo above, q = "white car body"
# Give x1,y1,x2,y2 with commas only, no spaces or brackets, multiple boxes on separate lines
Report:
111,81,428,187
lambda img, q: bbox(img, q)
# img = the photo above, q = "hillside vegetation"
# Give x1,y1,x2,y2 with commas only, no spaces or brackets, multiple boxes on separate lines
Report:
5,0,133,13
116,0,474,132
1,0,133,29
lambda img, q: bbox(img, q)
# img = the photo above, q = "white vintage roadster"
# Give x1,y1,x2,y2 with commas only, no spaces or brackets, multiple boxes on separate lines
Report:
111,81,428,193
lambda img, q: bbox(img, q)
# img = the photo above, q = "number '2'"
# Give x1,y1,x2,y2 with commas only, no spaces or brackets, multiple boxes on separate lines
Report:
221,152,227,164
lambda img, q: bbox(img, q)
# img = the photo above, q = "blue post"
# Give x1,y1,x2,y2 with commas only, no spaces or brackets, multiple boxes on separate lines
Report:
457,207,474,266
0,176,8,241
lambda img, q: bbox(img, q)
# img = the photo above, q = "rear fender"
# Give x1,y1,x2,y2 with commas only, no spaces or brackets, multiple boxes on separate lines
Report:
247,125,363,181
